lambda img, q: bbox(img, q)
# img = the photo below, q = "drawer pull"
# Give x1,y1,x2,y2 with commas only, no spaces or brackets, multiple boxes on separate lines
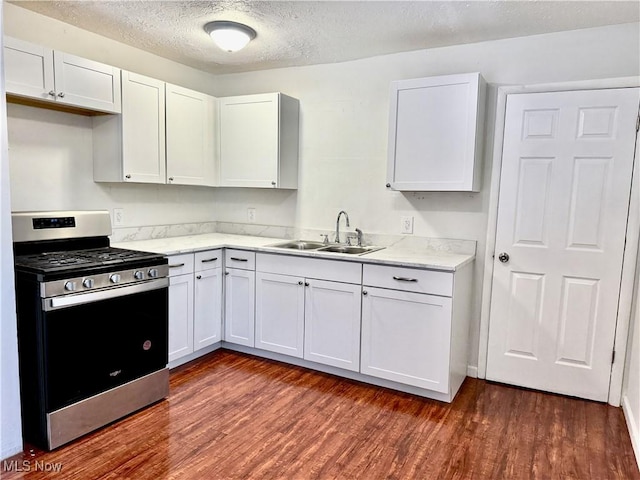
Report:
196,275,202,280
201,257,218,263
230,257,249,262
393,276,418,282
169,263,186,268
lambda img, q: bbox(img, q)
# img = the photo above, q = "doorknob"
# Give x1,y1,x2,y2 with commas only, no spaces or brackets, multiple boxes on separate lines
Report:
498,252,510,263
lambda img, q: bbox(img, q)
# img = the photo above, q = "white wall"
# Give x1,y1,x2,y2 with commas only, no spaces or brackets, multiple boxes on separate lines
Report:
623,272,640,467
0,3,23,458
211,22,640,368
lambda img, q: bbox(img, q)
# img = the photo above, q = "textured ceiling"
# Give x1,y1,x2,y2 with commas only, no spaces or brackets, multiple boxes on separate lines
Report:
8,1,640,74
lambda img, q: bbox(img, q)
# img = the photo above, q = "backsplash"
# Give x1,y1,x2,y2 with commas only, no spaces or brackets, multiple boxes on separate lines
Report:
111,221,476,256
111,222,217,243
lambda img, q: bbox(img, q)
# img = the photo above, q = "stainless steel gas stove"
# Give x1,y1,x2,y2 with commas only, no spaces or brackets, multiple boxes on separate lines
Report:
12,210,170,450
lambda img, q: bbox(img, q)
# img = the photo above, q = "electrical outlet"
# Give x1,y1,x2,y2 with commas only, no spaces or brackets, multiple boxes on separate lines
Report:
247,208,256,223
400,216,414,234
113,208,124,227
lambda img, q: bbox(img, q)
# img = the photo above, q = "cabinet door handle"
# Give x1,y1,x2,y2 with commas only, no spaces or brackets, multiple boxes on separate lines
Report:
57,92,65,98
201,257,218,263
298,281,303,286
230,257,248,262
169,263,185,268
362,290,368,296
125,174,131,179
48,90,56,97
225,271,230,276
196,275,202,280
304,282,310,287
393,276,418,282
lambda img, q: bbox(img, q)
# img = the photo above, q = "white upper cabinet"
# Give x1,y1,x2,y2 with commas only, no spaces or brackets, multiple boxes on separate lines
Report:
94,71,166,183
219,93,299,189
387,72,485,192
4,37,121,114
94,72,216,186
166,84,216,186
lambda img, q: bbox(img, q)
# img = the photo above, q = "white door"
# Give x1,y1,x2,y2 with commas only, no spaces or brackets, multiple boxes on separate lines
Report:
194,267,223,350
304,279,362,372
487,88,639,401
224,268,255,347
166,84,216,186
255,272,305,358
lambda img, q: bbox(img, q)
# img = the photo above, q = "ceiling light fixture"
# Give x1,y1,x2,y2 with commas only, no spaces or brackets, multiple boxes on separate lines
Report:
204,21,257,53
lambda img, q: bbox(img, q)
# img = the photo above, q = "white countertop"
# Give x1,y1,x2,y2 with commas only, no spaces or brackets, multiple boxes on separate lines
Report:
113,233,474,271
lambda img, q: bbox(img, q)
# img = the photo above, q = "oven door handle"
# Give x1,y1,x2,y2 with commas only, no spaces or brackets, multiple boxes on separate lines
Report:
44,278,169,312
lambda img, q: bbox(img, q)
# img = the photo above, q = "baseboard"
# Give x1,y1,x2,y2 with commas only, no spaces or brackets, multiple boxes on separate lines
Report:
467,365,478,378
1,442,23,462
622,395,640,471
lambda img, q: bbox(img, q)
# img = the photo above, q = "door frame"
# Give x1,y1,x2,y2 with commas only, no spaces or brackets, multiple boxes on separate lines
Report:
478,76,640,406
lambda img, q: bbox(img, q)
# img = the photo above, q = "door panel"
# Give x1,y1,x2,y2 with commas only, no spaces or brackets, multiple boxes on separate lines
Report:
487,87,639,401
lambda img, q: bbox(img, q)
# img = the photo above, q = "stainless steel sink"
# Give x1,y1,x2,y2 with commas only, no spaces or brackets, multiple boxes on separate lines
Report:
269,240,384,255
269,240,327,250
317,245,384,255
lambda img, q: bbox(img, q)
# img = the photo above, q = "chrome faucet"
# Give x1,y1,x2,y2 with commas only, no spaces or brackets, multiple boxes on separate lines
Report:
355,228,363,247
335,210,350,243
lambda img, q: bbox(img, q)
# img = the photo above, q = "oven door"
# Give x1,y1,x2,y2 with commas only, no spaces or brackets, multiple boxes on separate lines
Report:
41,279,168,412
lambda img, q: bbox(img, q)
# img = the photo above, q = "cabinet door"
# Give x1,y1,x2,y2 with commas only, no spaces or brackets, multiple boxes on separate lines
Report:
387,72,484,191
219,93,279,188
121,71,166,183
304,280,362,372
194,267,223,350
4,37,54,100
361,287,452,393
166,84,216,186
255,272,305,358
168,273,194,362
52,51,121,113
224,268,255,347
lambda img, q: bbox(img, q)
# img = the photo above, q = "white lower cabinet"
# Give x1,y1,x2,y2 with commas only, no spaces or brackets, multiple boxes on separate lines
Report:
224,250,256,347
361,287,452,392
360,263,471,399
164,246,471,402
168,271,194,362
254,253,362,370
303,279,362,372
168,250,222,364
194,264,223,350
255,272,305,357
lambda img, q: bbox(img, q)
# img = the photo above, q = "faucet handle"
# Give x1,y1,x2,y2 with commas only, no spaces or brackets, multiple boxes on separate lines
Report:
320,234,329,245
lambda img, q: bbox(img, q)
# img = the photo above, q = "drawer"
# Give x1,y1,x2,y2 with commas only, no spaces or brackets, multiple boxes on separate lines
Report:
194,249,222,271
363,264,453,297
225,249,256,270
167,253,194,277
256,253,361,284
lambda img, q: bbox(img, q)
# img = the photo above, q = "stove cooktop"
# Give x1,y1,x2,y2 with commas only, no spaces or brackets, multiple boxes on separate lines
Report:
14,247,165,274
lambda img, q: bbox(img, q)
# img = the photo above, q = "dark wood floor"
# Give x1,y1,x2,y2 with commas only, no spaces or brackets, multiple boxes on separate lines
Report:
2,350,638,479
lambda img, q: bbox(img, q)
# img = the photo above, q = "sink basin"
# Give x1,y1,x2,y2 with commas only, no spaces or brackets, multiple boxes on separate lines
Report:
317,245,384,255
269,240,327,250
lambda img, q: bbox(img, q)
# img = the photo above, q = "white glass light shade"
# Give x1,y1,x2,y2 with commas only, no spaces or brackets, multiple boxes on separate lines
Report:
210,29,251,52
204,21,257,53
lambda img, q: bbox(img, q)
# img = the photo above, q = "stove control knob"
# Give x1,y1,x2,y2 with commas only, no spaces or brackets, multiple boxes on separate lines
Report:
82,278,95,289
148,268,159,278
134,271,144,280
64,281,77,292
110,274,121,284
